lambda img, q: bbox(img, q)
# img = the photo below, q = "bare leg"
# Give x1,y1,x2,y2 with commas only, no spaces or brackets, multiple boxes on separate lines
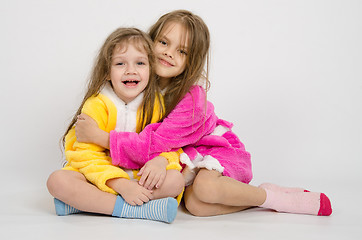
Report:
47,169,181,222
184,169,266,216
47,169,116,215
184,184,250,216
47,169,183,211
185,169,332,216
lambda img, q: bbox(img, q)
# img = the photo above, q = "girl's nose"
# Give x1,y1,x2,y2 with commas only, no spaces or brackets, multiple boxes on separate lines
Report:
163,50,174,59
125,64,137,74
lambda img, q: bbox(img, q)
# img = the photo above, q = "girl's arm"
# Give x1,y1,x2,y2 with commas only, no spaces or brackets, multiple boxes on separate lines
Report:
75,113,183,172
110,86,218,168
64,96,130,195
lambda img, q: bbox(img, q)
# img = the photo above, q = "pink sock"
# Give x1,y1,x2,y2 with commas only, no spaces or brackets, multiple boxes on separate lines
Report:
259,182,309,193
260,189,332,216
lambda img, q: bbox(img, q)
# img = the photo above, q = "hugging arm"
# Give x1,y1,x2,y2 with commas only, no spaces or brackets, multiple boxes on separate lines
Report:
110,86,218,168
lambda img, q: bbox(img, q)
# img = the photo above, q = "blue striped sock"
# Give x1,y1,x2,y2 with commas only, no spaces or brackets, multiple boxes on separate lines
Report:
54,198,82,216
112,195,178,223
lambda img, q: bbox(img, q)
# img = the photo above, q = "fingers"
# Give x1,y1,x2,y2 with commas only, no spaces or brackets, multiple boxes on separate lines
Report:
138,168,148,186
76,113,93,123
143,173,155,190
75,116,85,130
139,174,156,190
78,113,90,120
139,192,151,203
155,174,166,189
145,171,163,190
133,199,144,206
138,161,168,190
138,169,167,190
143,190,154,200
77,114,85,121
126,189,153,206
147,174,161,190
148,173,165,189
137,167,144,177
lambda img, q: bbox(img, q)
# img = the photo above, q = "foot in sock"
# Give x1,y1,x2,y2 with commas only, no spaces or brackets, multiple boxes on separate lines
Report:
112,195,178,223
259,182,309,193
259,189,332,216
54,198,82,216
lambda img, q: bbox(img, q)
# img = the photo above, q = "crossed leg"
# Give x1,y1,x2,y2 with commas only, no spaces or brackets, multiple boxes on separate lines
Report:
47,168,184,214
184,169,266,216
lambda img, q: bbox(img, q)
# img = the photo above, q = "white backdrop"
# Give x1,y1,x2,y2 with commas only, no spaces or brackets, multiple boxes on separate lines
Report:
1,0,361,193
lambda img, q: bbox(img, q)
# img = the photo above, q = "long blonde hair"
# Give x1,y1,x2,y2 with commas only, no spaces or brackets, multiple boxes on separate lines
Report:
149,10,210,119
62,27,161,146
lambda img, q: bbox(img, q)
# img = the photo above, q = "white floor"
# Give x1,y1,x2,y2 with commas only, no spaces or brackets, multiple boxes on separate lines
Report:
1,181,361,240
2,1,361,239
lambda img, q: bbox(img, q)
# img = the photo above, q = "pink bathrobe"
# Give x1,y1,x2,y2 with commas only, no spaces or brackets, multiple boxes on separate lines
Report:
110,85,252,184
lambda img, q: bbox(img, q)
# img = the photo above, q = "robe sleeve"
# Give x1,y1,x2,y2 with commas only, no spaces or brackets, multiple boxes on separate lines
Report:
110,86,218,168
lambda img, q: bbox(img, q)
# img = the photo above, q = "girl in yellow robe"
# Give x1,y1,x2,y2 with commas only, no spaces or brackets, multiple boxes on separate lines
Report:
47,27,184,223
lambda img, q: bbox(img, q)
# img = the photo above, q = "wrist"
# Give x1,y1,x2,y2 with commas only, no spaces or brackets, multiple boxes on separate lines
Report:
106,177,128,189
96,130,110,149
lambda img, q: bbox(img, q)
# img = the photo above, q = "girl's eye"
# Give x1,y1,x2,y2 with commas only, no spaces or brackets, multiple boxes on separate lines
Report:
159,40,167,46
137,62,146,65
179,49,187,55
116,62,124,66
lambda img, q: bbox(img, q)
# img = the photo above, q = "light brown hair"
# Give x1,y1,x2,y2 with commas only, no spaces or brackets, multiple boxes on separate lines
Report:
149,10,210,119
62,27,161,146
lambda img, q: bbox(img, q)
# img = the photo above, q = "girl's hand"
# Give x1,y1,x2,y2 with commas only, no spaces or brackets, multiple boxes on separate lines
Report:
75,113,110,149
107,178,153,206
137,156,168,190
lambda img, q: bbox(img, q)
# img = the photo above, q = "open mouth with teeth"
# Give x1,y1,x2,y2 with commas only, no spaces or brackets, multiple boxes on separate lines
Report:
122,80,140,86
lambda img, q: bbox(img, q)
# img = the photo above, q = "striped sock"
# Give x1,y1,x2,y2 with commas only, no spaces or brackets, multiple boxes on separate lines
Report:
112,195,178,223
54,198,82,216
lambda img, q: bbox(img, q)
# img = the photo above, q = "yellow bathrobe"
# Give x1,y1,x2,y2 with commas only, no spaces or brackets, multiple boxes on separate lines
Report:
63,84,182,202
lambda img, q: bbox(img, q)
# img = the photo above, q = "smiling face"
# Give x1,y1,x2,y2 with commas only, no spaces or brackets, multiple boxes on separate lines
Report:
109,43,150,104
154,22,189,88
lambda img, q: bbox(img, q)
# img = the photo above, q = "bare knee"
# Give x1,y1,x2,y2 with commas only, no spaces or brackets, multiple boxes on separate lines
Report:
192,170,221,203
46,170,84,199
47,170,64,197
184,198,205,216
156,170,185,198
184,186,211,217
165,170,185,196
